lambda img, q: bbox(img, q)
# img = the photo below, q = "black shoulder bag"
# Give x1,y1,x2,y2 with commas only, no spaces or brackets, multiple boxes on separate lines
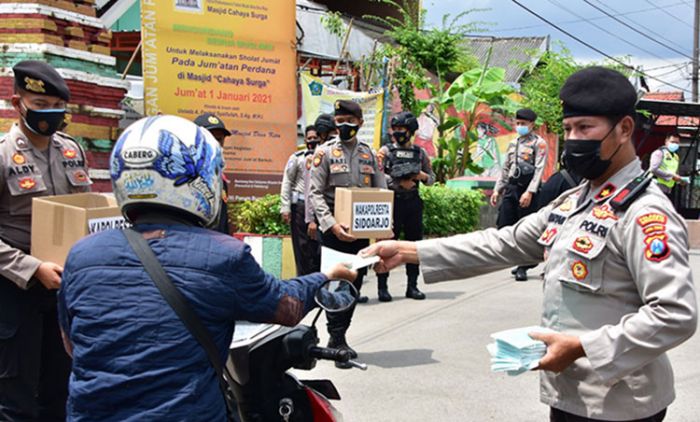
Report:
123,228,239,422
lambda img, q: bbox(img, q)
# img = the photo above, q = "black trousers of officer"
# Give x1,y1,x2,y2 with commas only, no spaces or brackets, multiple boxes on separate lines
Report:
497,182,537,272
290,202,320,276
377,190,423,281
321,231,369,338
0,280,70,421
550,407,666,422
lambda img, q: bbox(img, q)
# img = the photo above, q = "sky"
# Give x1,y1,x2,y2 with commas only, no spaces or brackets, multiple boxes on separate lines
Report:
423,0,696,95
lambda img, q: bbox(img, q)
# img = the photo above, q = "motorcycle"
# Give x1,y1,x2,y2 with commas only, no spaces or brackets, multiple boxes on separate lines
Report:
227,279,367,422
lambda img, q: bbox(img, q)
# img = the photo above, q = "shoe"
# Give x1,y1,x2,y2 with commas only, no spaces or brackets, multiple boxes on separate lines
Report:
511,267,518,275
405,286,426,300
378,288,392,302
357,295,369,304
514,267,528,282
377,276,392,302
327,335,358,359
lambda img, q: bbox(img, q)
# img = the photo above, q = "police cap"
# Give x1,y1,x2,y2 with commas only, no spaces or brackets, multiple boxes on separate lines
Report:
515,108,537,122
314,113,336,134
13,60,70,101
334,99,363,119
560,66,637,118
391,111,419,133
194,112,231,136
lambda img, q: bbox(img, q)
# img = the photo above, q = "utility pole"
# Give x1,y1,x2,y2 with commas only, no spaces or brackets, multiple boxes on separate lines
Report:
693,0,699,101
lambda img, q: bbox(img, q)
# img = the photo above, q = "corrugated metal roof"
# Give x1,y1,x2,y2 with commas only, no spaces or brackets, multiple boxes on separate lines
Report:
462,36,549,83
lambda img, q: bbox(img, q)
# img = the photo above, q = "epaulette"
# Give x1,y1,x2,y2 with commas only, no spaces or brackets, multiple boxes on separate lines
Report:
609,172,653,212
294,149,305,157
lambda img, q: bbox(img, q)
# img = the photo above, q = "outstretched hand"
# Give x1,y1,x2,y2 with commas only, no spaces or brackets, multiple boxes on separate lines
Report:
360,240,413,273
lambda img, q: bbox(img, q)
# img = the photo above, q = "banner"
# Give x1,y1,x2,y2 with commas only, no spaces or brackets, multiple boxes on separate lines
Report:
141,0,297,200
300,73,384,149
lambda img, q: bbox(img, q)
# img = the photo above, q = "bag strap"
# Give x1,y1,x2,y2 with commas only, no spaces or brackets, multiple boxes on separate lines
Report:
122,228,236,417
560,169,577,189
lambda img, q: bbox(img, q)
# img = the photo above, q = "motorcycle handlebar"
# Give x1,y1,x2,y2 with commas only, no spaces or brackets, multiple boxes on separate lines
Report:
309,346,350,363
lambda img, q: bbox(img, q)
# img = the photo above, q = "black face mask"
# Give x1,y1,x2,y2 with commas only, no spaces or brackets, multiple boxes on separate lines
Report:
337,123,359,142
563,123,621,180
392,131,410,145
306,141,320,152
21,102,66,137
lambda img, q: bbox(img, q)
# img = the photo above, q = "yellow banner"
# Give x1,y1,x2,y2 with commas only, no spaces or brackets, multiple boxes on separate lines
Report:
141,0,297,200
300,73,384,150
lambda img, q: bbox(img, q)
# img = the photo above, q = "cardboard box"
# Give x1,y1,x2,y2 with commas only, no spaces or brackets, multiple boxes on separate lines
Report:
31,193,127,265
334,188,394,239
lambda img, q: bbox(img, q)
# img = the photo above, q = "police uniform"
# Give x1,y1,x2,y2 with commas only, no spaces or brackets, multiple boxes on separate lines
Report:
494,111,548,228
308,100,386,362
281,147,319,275
649,146,680,197
0,61,91,420
414,67,696,421
375,112,435,301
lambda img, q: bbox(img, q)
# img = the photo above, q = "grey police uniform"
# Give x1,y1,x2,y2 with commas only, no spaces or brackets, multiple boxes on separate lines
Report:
0,123,91,420
308,136,385,346
416,158,696,420
280,148,319,275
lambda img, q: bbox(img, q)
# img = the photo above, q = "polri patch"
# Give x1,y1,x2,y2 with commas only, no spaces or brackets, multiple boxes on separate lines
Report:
645,236,670,262
18,177,36,190
571,260,588,281
637,212,667,227
591,204,618,221
63,148,77,159
573,236,594,254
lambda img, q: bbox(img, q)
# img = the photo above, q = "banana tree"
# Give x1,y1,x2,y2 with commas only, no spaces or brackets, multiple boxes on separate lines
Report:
419,56,521,182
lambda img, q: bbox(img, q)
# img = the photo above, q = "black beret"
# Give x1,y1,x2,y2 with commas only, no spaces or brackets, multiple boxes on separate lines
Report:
391,111,419,132
334,99,363,119
194,112,231,136
314,113,336,133
560,66,638,118
13,60,70,101
515,108,537,122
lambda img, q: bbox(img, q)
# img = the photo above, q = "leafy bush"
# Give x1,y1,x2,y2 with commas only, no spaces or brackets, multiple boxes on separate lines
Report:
229,194,290,235
420,184,484,236
230,186,484,237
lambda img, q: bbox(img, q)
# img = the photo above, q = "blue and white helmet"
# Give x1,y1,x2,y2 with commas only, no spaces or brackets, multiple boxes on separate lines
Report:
110,115,224,226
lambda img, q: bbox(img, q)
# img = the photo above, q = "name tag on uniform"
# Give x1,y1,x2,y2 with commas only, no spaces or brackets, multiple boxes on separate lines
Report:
330,163,349,174
395,150,415,159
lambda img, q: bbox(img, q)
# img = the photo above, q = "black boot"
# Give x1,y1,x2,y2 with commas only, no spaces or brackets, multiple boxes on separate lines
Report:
514,266,528,282
327,334,357,368
377,274,392,302
405,275,425,300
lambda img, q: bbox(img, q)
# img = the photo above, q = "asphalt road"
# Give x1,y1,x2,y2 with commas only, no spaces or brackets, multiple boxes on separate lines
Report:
296,251,700,422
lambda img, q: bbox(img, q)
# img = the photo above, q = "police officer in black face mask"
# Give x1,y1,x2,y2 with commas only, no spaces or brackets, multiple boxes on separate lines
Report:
375,112,435,301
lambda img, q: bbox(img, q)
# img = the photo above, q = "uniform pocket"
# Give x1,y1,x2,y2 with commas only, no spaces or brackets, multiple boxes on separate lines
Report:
6,173,48,216
329,168,350,187
558,233,607,294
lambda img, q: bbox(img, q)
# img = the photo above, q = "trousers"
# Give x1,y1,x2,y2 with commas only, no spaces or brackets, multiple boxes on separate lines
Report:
0,279,70,421
290,203,320,275
321,231,369,338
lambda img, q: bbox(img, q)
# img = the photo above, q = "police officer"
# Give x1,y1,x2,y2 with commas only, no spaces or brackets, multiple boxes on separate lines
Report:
308,100,386,368
194,112,232,235
281,125,321,275
304,114,338,273
364,67,696,422
375,111,434,302
490,108,548,281
0,61,92,420
649,134,684,201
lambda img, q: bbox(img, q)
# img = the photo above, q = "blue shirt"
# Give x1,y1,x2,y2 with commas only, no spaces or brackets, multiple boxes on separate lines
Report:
58,225,326,421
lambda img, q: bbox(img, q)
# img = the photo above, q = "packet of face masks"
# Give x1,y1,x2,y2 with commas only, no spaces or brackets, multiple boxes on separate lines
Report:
487,326,556,376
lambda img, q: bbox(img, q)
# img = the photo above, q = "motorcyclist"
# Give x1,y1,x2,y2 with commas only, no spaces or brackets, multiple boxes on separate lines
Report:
56,115,356,421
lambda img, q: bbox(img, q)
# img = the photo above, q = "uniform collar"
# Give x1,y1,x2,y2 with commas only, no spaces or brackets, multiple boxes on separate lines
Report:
581,158,643,204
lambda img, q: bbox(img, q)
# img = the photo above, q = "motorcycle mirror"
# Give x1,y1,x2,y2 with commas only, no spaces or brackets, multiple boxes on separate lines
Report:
314,279,358,313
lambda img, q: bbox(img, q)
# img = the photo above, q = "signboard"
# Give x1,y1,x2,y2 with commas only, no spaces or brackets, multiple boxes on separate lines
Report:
352,202,392,232
300,72,384,149
140,0,297,200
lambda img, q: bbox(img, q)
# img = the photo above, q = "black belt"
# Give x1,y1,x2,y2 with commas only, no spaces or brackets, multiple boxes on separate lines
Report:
395,190,420,200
